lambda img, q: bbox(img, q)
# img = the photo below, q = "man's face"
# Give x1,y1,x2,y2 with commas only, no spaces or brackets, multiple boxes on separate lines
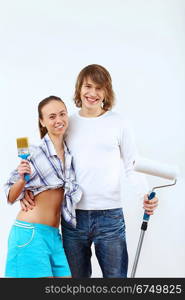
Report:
80,77,105,110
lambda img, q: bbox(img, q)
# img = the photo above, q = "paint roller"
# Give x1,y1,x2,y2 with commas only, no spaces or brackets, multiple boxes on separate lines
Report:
130,157,179,278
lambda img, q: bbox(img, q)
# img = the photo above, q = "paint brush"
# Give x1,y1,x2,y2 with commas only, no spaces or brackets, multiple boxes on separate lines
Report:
16,137,30,182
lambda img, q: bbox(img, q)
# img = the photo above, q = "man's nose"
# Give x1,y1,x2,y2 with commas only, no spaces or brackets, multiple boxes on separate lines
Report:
89,88,96,96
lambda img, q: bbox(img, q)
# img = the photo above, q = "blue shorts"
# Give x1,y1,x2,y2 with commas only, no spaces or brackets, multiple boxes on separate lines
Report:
5,220,71,278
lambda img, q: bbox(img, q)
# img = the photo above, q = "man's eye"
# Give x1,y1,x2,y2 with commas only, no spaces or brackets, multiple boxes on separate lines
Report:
60,113,65,117
49,116,55,119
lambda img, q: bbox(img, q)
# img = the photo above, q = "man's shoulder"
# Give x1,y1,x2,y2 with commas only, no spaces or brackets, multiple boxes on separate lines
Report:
106,110,127,125
107,111,135,133
69,112,78,120
107,110,121,119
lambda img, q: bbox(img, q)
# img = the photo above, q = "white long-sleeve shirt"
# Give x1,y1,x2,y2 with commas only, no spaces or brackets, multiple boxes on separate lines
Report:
66,111,148,210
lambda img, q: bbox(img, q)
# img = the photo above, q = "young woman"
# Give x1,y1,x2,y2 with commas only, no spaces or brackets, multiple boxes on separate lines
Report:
4,95,82,278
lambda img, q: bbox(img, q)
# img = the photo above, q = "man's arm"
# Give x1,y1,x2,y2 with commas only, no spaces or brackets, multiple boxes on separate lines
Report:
143,194,158,215
20,190,35,211
120,121,158,214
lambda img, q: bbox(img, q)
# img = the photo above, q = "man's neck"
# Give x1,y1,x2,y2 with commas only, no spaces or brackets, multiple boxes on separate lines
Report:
79,107,105,118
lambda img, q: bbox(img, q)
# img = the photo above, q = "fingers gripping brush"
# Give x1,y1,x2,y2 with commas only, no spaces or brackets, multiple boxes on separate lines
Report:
130,157,179,278
16,137,30,182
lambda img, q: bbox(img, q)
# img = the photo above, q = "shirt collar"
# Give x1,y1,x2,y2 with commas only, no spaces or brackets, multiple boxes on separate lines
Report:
42,133,69,158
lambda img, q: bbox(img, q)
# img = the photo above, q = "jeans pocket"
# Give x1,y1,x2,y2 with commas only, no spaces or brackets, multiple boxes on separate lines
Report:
102,209,125,230
104,209,124,220
15,226,35,248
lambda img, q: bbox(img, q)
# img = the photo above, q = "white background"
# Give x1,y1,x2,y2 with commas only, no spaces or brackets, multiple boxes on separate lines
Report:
0,0,185,277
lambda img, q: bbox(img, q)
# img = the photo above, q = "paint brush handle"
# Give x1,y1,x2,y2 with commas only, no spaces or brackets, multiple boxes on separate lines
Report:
18,153,30,182
24,173,30,182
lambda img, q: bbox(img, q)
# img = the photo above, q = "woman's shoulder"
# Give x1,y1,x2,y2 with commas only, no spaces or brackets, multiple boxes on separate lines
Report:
28,143,43,159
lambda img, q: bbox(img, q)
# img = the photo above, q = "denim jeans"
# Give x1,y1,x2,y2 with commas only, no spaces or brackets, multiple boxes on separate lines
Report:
61,208,128,278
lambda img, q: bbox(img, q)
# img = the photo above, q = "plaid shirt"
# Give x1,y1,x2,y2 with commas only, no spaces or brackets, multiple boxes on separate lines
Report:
4,134,82,227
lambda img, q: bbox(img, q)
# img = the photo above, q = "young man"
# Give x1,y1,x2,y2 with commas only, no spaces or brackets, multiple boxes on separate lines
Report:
61,64,158,278
21,64,158,278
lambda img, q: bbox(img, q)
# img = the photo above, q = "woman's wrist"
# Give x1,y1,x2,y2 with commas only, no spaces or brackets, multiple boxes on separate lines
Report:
18,177,26,185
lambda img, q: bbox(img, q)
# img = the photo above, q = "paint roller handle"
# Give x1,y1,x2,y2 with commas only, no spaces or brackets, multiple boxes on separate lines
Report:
143,191,156,221
141,191,156,231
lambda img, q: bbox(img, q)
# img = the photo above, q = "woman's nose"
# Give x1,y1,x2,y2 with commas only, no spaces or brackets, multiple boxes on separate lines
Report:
56,116,63,123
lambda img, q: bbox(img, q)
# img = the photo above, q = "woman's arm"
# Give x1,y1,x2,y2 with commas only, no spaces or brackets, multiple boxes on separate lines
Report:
8,178,26,204
7,160,31,204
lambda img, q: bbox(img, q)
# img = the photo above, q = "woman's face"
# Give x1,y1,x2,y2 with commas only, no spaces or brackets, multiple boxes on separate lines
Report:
40,100,68,137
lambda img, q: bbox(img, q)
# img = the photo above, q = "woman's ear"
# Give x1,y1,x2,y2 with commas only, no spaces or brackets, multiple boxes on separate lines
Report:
39,119,45,127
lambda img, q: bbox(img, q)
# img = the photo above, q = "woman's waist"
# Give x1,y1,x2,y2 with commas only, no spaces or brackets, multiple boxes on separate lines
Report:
32,186,64,198
34,188,64,204
17,188,64,227
14,219,60,232
16,209,61,227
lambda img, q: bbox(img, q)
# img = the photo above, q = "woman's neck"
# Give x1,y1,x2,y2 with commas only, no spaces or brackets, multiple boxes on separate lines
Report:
49,134,64,153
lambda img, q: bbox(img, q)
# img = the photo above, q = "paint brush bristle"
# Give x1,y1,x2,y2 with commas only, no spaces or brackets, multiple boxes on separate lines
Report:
16,137,30,157
16,137,30,181
16,137,29,149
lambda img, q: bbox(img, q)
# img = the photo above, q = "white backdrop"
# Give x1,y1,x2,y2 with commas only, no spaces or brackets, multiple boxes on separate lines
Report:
0,0,185,277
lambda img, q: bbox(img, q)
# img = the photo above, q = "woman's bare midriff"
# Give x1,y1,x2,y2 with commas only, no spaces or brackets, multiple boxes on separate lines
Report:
16,188,64,228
